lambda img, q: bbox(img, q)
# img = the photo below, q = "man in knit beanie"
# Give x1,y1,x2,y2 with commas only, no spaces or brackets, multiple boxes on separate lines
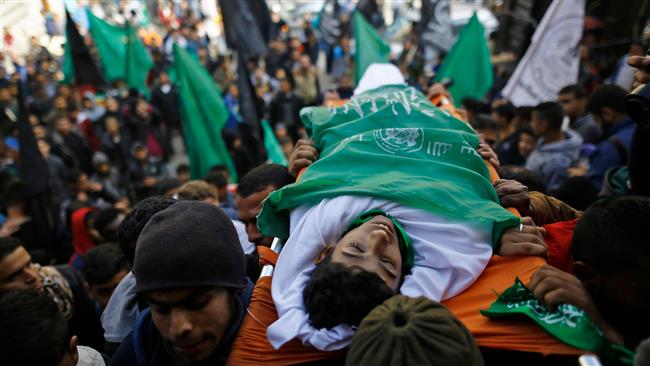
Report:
346,295,483,366
110,201,253,365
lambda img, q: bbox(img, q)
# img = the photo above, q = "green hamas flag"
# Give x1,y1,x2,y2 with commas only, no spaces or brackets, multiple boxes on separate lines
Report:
172,44,237,181
257,84,518,245
85,8,153,96
354,11,390,85
435,13,493,106
481,278,635,364
261,119,288,166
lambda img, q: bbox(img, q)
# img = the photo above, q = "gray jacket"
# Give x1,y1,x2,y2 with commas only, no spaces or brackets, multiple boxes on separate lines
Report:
525,130,583,191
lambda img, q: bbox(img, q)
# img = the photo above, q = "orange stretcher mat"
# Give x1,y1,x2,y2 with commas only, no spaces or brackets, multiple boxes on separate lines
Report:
226,255,583,366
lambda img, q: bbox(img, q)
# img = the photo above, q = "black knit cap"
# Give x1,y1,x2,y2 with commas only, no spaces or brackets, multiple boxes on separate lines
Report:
134,201,246,293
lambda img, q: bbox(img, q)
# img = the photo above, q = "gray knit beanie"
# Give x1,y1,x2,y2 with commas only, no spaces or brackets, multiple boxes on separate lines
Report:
134,201,246,293
346,295,484,366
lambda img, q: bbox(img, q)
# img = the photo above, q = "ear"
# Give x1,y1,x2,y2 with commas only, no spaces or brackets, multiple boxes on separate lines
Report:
69,335,79,365
572,261,597,283
314,244,335,264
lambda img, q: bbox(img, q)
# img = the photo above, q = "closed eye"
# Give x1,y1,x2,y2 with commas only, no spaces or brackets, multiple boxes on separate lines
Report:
351,242,364,252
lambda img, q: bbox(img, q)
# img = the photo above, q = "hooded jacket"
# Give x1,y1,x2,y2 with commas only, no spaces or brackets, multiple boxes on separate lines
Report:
109,279,253,366
525,130,583,191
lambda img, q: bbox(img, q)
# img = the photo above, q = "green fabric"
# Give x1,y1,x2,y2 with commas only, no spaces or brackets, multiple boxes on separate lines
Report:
62,38,74,85
345,210,415,273
261,119,288,166
257,84,518,247
354,11,390,85
481,278,635,364
434,13,493,107
85,8,153,97
172,44,237,181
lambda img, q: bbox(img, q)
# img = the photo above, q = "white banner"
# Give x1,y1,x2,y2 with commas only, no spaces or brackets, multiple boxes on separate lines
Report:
502,0,584,106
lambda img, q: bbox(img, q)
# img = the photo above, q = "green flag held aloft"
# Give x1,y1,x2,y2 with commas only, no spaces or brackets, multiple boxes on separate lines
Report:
261,119,288,166
353,11,390,84
435,13,493,106
173,44,237,181
85,8,153,96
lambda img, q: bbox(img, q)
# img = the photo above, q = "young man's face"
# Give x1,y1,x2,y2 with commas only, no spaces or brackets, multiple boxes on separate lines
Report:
0,246,43,292
330,215,403,292
530,111,546,137
236,186,275,247
89,269,129,310
147,288,233,363
557,92,584,119
518,133,536,159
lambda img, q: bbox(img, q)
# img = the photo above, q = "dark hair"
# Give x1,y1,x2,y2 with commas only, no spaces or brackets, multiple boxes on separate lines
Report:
303,255,394,329
516,126,535,138
515,106,533,124
236,164,293,198
2,181,27,207
0,290,70,365
0,237,23,261
84,244,131,286
494,103,516,122
176,163,189,175
93,208,124,243
460,98,488,115
204,171,228,188
533,101,564,131
549,177,598,211
573,196,650,276
498,166,547,193
472,114,497,131
558,84,587,99
208,164,228,174
157,178,182,195
587,84,627,116
117,196,176,265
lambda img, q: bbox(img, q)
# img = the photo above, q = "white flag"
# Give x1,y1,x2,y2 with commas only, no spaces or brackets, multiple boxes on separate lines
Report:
502,0,584,106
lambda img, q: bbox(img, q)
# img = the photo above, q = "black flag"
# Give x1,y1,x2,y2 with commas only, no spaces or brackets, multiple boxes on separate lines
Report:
219,0,269,58
65,10,104,85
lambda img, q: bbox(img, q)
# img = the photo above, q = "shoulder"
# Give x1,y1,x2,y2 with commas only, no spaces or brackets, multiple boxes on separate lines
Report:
109,332,138,366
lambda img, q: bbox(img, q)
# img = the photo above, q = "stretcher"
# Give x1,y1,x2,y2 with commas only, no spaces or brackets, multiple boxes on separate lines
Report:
226,95,585,365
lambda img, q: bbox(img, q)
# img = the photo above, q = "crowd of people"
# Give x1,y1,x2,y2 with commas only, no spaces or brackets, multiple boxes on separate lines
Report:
1,1,650,365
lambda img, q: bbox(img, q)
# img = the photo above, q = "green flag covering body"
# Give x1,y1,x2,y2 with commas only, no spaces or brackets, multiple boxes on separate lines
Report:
435,13,493,106
261,119,288,166
257,84,518,245
85,8,153,96
173,44,237,181
354,11,390,84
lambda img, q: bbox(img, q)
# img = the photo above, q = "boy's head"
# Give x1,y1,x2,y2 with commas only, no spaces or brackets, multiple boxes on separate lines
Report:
117,195,177,265
587,84,628,128
304,212,413,329
572,196,650,346
557,84,588,120
531,101,564,137
491,102,516,128
0,290,79,366
92,207,126,243
517,127,537,160
177,180,219,206
204,171,229,202
84,244,130,309
176,163,190,183
134,201,246,362
0,237,43,293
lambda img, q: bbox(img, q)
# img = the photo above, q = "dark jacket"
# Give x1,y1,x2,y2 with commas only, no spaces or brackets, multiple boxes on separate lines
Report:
587,118,635,191
150,84,181,130
110,279,253,366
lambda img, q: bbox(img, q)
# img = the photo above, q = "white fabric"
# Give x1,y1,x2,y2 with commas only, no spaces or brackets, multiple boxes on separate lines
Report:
232,219,256,254
501,0,585,106
267,195,493,351
353,63,406,96
76,346,106,366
